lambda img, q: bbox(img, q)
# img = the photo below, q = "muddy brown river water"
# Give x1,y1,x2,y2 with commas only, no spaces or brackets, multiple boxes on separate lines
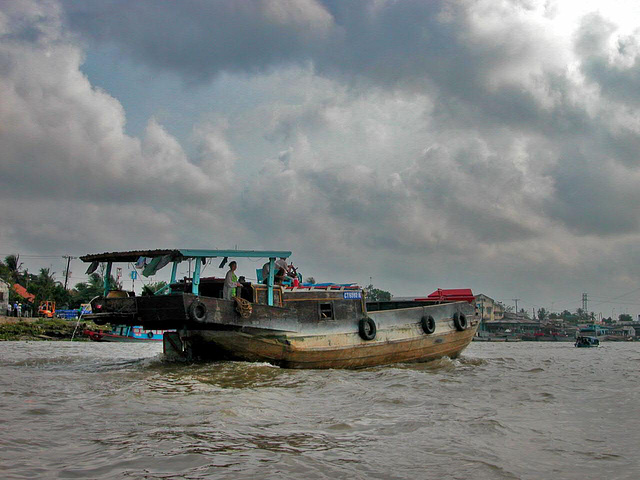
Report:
1,341,639,479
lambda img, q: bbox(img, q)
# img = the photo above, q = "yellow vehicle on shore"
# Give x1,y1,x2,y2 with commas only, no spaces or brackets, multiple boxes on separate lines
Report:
38,301,56,318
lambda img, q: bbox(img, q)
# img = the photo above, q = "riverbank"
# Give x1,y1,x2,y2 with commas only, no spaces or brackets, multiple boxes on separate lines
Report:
0,316,89,341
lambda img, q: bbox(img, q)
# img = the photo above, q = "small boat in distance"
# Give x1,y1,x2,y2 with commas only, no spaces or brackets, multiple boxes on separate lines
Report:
575,336,600,348
80,248,480,369
83,325,169,342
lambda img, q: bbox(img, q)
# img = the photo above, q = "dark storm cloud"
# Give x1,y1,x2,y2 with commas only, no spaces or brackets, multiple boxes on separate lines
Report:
544,150,640,235
62,0,333,81
61,1,541,96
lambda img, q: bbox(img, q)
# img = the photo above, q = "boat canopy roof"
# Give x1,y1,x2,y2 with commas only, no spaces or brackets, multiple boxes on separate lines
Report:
80,249,292,263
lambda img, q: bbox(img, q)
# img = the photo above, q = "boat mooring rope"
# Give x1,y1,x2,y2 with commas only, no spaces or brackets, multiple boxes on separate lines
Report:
234,297,253,319
70,295,100,341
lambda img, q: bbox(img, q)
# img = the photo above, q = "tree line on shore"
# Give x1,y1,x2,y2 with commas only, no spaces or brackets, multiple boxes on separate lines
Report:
0,254,166,311
508,306,633,325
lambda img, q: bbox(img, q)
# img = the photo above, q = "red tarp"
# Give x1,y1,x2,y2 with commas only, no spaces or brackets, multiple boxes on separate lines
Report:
415,288,475,304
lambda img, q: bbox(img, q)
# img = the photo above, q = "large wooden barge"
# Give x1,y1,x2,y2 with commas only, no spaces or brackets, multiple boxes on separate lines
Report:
81,249,479,369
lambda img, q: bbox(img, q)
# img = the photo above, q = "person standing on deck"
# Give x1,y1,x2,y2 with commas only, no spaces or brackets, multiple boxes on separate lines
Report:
262,258,288,285
223,261,242,300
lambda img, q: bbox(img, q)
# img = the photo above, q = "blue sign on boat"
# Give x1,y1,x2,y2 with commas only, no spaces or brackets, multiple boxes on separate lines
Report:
343,291,362,300
130,270,138,280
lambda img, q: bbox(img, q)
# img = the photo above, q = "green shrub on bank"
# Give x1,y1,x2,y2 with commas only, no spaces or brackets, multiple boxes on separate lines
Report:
0,319,88,341
0,322,38,340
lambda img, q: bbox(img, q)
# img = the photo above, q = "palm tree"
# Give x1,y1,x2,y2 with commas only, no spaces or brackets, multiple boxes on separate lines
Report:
72,272,121,305
4,254,23,284
73,273,105,303
142,281,167,296
29,268,60,308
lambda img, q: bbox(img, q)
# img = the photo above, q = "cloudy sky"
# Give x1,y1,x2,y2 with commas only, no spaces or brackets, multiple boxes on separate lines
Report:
2,0,640,315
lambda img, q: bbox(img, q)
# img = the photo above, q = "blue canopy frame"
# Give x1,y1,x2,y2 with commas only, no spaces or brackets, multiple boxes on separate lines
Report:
81,249,292,306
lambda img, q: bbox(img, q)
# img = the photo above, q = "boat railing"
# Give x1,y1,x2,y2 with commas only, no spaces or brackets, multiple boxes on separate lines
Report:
284,284,360,292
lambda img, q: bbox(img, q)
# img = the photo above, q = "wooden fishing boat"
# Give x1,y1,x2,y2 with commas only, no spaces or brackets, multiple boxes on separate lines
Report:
83,325,170,342
574,336,600,348
81,249,479,369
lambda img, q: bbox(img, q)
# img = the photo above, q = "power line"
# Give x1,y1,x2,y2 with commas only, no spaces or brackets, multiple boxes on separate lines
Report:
589,286,640,308
585,299,640,306
512,298,520,313
62,255,77,290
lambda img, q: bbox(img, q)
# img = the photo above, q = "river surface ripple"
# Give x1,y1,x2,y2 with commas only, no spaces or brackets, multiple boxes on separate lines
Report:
1,341,639,479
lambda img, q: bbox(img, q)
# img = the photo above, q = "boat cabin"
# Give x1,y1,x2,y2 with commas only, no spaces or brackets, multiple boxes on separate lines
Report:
282,285,365,323
81,248,294,306
169,276,284,307
80,248,366,327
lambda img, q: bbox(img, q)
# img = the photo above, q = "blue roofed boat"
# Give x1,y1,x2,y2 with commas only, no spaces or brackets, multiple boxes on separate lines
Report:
83,325,171,342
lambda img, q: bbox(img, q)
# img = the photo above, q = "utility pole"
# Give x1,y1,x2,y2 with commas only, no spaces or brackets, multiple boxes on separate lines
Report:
582,293,588,312
512,298,520,317
62,255,76,290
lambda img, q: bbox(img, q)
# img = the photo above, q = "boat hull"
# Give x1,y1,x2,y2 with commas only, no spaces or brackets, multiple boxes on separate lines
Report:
185,326,477,369
172,302,479,369
86,288,479,368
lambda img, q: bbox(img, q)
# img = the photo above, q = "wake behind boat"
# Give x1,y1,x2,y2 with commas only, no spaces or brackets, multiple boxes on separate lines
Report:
81,249,479,369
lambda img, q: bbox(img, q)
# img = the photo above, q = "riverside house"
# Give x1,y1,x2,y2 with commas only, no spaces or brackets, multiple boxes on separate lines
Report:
475,294,505,322
0,279,8,314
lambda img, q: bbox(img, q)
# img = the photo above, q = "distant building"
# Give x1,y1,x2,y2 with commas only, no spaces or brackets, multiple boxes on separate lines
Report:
618,321,640,339
578,324,610,337
475,294,504,322
609,326,636,338
0,279,9,314
484,312,540,335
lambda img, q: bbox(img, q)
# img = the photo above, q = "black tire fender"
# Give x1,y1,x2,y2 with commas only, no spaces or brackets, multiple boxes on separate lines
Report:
421,315,436,334
453,312,467,331
358,317,377,341
147,332,154,339
189,301,207,322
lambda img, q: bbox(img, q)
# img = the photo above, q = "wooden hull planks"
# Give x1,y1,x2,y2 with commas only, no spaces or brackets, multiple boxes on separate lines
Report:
179,302,479,369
